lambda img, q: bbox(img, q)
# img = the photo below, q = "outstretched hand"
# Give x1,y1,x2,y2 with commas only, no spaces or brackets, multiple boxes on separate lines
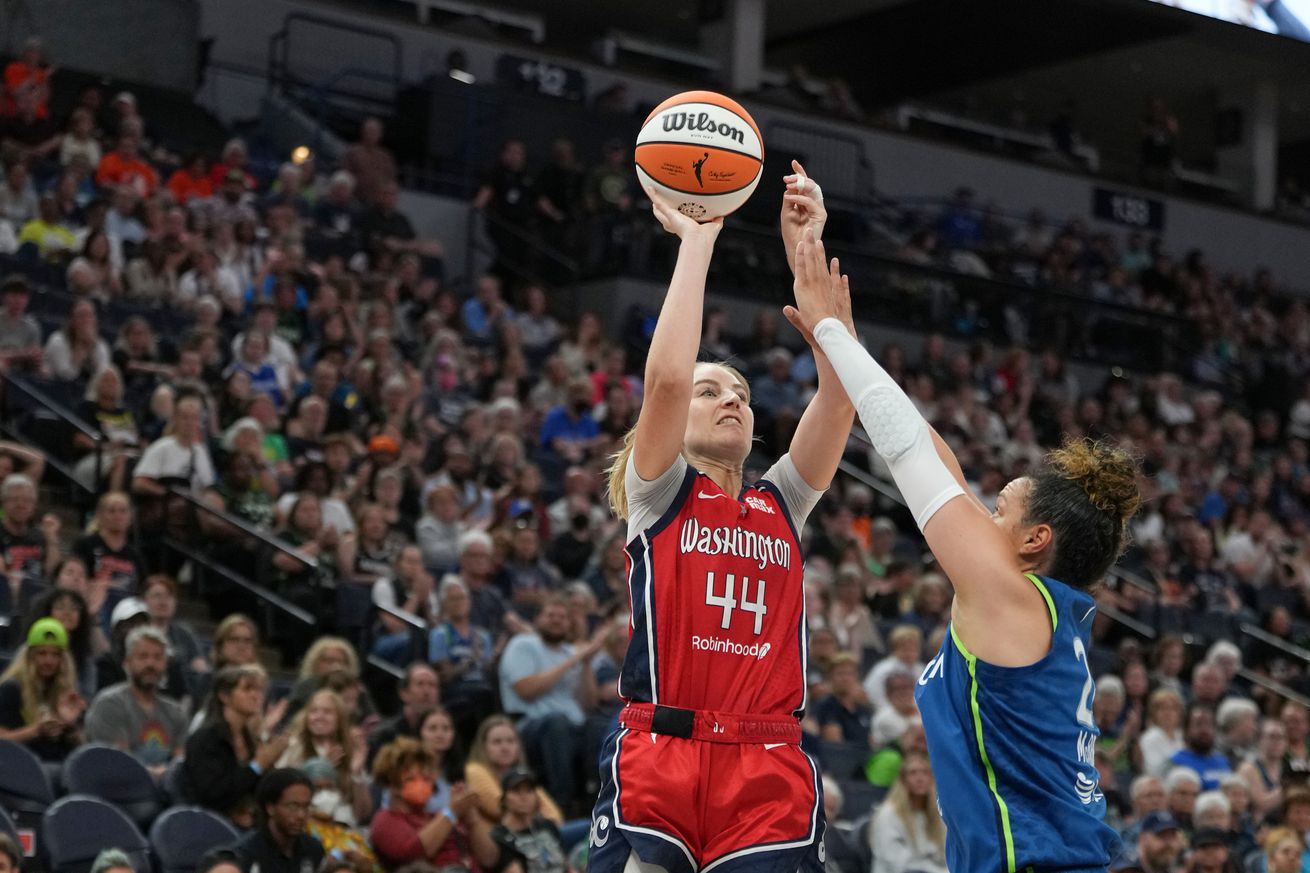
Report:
780,159,827,242
644,183,723,244
784,228,853,344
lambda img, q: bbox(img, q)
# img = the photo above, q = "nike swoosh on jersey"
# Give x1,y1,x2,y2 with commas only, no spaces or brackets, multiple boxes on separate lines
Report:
763,743,785,750
697,491,732,500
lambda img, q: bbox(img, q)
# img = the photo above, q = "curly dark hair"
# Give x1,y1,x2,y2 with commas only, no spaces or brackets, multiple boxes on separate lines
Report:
1025,438,1142,590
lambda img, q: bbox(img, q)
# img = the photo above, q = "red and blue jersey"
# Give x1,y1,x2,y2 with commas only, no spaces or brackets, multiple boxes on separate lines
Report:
619,463,809,718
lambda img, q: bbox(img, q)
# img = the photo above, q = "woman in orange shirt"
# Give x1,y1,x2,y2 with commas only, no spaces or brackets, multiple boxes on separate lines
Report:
3,39,50,119
167,155,214,205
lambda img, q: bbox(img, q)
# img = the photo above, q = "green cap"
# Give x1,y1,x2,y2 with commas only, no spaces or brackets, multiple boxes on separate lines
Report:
26,618,68,650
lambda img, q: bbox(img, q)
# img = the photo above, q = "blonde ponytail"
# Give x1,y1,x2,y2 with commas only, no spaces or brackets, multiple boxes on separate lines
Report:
607,428,638,521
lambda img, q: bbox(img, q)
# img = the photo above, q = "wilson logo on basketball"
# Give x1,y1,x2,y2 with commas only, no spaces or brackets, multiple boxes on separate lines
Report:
662,111,746,144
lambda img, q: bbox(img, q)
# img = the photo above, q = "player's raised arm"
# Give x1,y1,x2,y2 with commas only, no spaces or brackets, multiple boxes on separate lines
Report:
787,230,1025,606
629,191,723,483
776,161,854,491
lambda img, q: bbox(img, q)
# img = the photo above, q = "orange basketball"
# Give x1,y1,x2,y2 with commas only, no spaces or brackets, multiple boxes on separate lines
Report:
635,90,764,221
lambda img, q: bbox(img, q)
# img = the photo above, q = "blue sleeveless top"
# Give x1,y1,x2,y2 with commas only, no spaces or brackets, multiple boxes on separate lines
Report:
914,574,1120,873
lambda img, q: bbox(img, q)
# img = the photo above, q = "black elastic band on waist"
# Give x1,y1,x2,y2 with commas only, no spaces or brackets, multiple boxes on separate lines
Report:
649,704,695,738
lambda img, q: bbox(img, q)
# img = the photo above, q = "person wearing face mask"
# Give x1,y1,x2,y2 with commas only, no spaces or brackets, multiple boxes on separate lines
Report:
277,689,371,826
538,377,604,467
369,737,504,871
299,758,377,873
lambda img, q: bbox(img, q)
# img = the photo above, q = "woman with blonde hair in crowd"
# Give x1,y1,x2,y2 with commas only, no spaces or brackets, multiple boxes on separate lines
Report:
871,752,948,873
1138,686,1185,777
277,688,372,826
1260,826,1304,873
465,715,563,825
285,636,375,725
0,618,86,761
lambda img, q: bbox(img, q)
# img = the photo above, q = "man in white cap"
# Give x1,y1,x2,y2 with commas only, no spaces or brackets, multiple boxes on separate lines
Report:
98,598,186,701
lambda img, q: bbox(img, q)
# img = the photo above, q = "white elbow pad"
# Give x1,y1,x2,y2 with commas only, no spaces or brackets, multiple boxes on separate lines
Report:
813,318,966,530
854,385,965,530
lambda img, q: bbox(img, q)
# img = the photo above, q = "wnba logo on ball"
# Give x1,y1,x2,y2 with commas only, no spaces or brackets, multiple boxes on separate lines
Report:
661,111,746,145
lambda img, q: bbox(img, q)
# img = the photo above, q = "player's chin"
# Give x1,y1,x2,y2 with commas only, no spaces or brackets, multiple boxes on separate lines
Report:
720,427,753,461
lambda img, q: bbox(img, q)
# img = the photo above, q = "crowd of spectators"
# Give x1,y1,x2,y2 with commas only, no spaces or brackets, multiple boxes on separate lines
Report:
4,34,1310,873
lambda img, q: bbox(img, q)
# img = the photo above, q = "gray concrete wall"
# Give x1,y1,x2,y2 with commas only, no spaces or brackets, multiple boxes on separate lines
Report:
5,0,199,91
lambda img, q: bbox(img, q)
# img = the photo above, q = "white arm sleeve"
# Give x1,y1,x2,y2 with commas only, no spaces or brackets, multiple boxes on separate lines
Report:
812,318,965,530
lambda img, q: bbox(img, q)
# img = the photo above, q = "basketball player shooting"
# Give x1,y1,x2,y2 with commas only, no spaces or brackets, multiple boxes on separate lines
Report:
586,167,854,873
787,229,1144,873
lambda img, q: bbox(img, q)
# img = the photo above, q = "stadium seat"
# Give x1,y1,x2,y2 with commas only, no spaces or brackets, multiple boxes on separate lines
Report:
63,745,163,829
161,757,191,805
0,740,55,831
42,795,150,873
0,805,21,854
148,807,240,873
335,582,374,650
816,740,871,781
838,780,886,821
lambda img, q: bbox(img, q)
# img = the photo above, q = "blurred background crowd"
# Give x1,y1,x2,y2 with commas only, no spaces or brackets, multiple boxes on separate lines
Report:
2,15,1310,873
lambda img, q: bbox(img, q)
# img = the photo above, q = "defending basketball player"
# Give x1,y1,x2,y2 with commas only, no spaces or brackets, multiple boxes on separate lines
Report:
787,230,1141,873
587,167,854,873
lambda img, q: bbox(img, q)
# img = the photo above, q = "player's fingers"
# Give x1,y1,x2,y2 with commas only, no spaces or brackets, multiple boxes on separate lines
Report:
792,159,808,178
794,238,810,283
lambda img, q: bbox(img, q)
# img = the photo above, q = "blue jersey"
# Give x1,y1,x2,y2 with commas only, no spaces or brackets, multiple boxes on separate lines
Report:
914,573,1120,873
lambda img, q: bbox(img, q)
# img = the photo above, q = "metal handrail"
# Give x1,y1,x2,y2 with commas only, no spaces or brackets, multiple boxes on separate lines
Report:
2,373,104,490
298,66,402,158
366,653,405,681
1238,667,1310,709
374,600,428,633
167,488,319,571
0,424,95,497
4,375,104,444
1097,604,1157,639
466,207,581,293
724,218,1198,334
1111,568,1158,596
268,11,402,104
836,459,908,507
165,538,317,627
1240,622,1310,667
